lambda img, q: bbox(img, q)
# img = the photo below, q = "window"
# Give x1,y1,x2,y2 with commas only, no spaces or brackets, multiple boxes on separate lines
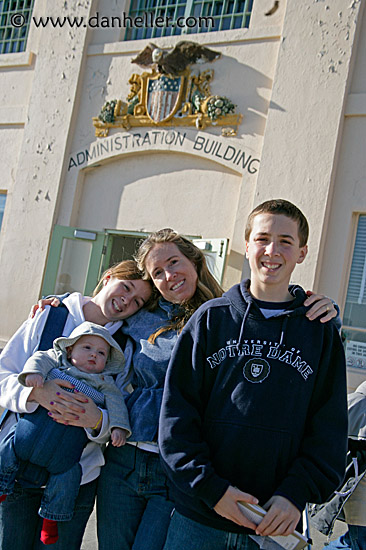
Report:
0,0,34,54
343,215,366,372
344,216,366,329
124,0,253,41
0,192,6,230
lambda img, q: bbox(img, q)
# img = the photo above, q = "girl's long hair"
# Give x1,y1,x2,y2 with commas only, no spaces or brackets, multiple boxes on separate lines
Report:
92,259,154,307
135,228,223,341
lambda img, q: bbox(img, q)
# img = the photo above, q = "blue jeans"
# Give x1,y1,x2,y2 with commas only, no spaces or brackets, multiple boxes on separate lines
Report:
163,511,259,550
0,407,87,520
324,525,366,550
97,443,174,550
0,478,97,550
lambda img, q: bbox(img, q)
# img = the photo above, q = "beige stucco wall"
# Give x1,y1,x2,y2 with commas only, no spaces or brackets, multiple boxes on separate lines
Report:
252,0,364,291
316,4,366,391
0,0,365,356
0,0,95,340
51,3,283,297
75,153,240,235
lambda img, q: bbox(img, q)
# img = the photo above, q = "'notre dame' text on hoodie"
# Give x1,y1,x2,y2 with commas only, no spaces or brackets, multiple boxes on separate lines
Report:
159,280,348,534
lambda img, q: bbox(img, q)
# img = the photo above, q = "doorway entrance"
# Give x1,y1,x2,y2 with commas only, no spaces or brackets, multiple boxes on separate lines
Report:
41,225,228,298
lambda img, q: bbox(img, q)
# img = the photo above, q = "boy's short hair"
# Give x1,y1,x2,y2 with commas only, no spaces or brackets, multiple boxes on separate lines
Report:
245,199,309,247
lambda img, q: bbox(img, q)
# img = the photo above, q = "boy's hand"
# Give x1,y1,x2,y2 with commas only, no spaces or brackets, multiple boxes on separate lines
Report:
214,486,258,530
256,495,301,537
25,373,44,387
111,428,128,447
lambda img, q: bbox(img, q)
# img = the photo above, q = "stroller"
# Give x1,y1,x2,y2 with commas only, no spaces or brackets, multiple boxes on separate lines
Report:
308,436,366,544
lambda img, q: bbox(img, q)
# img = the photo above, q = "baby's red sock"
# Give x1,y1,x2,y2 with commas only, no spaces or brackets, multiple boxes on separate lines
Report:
0,495,7,503
40,518,59,545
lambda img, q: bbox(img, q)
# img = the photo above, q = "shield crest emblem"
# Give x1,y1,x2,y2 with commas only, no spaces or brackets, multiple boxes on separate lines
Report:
251,363,263,378
243,358,270,383
146,75,183,123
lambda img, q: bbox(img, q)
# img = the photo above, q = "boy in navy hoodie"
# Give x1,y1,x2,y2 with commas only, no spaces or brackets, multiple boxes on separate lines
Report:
159,199,348,550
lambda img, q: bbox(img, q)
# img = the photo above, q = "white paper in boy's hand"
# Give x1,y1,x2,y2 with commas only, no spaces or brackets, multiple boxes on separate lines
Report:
237,502,309,550
249,535,284,550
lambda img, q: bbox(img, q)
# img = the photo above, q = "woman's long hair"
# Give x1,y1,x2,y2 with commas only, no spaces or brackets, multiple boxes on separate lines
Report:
135,228,223,341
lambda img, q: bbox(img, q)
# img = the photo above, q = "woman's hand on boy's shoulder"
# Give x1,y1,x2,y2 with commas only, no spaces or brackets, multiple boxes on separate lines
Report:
304,291,337,323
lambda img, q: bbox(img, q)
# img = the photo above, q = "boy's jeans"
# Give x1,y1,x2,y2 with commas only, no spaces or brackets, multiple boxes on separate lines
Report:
0,407,88,520
97,443,174,550
324,526,366,550
163,510,260,550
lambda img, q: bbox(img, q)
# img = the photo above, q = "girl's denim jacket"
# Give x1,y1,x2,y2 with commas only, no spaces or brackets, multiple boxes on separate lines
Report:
121,299,180,442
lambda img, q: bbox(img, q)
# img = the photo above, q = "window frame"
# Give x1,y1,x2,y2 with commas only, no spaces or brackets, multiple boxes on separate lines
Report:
124,0,254,41
0,191,7,231
343,214,366,331
341,214,366,379
0,0,35,55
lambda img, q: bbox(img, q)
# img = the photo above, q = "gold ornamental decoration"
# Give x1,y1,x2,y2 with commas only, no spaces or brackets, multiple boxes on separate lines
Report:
93,41,242,138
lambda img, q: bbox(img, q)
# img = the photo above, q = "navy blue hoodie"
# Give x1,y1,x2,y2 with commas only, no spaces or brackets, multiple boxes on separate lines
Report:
159,280,348,534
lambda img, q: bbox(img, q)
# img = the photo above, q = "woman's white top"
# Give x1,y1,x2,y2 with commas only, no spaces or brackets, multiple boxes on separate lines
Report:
0,292,123,484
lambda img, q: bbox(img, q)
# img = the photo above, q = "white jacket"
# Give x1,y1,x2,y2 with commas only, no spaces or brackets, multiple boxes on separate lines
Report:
0,292,123,484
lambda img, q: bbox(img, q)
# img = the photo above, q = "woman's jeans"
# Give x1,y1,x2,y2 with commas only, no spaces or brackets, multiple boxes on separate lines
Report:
0,478,97,550
324,525,366,550
97,443,173,550
163,511,260,550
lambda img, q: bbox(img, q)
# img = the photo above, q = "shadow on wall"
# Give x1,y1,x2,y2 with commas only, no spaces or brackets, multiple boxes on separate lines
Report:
191,53,285,139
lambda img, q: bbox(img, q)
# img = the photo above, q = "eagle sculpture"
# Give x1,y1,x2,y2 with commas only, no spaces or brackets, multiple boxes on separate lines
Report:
131,41,221,76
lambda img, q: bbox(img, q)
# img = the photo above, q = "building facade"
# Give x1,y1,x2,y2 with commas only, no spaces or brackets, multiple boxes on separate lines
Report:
0,0,365,390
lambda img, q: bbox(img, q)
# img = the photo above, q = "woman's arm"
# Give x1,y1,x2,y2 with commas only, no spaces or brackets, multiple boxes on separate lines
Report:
31,293,340,325
304,291,341,327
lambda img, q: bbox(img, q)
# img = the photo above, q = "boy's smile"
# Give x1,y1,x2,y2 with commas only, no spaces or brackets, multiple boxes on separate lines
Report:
245,213,308,301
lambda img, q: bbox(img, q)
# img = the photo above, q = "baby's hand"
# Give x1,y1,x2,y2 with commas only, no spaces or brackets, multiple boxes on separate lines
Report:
25,373,44,388
111,428,128,447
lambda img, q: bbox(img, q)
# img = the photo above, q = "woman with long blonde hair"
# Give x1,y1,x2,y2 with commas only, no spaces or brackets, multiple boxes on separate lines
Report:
96,228,337,550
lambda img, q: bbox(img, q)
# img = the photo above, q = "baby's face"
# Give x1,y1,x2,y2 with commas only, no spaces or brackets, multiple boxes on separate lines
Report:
68,335,110,374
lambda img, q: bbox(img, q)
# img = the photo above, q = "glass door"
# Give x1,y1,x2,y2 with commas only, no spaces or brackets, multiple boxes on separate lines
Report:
41,226,106,297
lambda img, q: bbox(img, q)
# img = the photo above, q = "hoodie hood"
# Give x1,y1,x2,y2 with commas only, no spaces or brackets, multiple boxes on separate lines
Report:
53,321,125,375
223,279,309,317
223,279,309,350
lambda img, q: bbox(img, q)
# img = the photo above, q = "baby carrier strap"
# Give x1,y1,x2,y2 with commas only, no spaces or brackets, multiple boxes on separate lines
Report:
111,329,129,351
38,302,69,351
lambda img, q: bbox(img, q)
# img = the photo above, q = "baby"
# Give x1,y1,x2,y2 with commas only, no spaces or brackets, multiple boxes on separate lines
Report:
23,324,129,446
0,321,130,545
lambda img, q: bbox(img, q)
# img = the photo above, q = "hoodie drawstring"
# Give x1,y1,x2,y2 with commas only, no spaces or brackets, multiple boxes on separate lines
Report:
278,315,289,347
238,302,252,347
238,301,290,350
